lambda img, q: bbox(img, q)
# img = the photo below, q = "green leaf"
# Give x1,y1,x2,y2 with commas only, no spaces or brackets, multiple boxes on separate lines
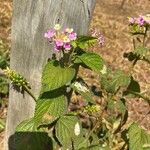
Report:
34,95,67,125
72,82,95,104
89,146,110,150
129,123,150,150
0,55,8,69
107,97,127,123
0,118,5,132
14,131,52,150
123,52,137,61
41,61,75,93
112,70,131,88
116,98,127,115
134,45,149,57
77,90,95,104
143,56,150,64
0,76,8,94
73,134,89,150
75,52,104,72
75,35,97,49
16,119,54,149
55,115,79,148
101,70,130,93
90,133,100,146
124,76,140,97
81,145,110,150
16,118,38,132
130,24,145,35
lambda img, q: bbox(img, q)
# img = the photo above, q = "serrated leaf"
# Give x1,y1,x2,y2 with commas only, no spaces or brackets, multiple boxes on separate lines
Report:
72,82,95,104
112,117,122,133
116,98,126,115
124,76,140,97
41,61,75,93
15,119,53,150
0,76,8,94
16,118,38,132
75,52,104,72
129,123,150,150
89,146,110,150
13,131,52,150
55,115,79,148
101,70,130,93
107,97,127,124
75,36,97,49
73,134,89,150
34,95,67,125
0,55,8,69
81,145,110,150
114,70,130,85
90,133,100,146
0,118,5,132
134,45,149,57
77,90,95,104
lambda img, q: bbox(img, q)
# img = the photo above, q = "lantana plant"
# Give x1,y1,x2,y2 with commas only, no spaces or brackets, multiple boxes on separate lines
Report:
4,15,150,150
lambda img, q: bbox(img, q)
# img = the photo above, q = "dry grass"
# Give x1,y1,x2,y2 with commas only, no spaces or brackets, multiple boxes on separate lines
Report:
91,0,150,130
0,0,12,44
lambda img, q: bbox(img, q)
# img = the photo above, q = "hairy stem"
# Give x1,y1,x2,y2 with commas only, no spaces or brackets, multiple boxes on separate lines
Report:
127,90,150,102
143,26,148,46
84,115,103,144
23,85,37,102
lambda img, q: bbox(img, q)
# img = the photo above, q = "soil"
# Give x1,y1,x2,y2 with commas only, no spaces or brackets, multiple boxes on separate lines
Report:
91,0,150,131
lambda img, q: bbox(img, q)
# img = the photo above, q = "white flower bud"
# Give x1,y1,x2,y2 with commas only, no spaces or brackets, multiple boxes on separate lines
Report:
54,24,61,30
100,65,107,74
74,122,80,136
74,82,89,92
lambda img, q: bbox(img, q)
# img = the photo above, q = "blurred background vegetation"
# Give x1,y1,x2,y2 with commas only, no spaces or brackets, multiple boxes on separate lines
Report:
0,0,12,145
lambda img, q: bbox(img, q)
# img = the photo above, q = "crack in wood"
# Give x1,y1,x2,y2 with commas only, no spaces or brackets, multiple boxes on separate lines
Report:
56,0,64,24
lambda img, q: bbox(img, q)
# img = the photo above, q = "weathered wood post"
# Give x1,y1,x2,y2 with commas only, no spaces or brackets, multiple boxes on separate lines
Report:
4,0,96,149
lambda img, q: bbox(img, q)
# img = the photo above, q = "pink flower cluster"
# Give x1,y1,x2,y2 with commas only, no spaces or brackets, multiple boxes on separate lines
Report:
44,24,77,52
128,14,150,26
90,28,104,46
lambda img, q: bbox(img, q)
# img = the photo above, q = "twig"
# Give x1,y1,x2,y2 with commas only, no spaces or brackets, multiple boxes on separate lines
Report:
23,85,37,102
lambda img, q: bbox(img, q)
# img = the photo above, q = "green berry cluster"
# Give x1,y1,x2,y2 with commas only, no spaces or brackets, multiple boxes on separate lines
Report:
4,67,31,89
84,104,100,115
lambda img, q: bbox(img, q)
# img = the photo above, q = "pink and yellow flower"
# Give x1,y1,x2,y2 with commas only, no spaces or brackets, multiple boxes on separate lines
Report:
44,24,77,52
63,36,70,43
68,32,77,41
65,28,74,33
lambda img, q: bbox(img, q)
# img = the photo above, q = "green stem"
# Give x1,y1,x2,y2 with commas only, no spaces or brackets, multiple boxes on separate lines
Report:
23,85,37,102
66,65,79,105
109,132,114,148
84,117,101,143
143,26,148,46
127,90,150,102
128,39,139,74
0,118,5,128
142,56,150,64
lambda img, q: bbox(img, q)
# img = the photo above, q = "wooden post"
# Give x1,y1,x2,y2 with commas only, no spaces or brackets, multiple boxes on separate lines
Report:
4,0,96,149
